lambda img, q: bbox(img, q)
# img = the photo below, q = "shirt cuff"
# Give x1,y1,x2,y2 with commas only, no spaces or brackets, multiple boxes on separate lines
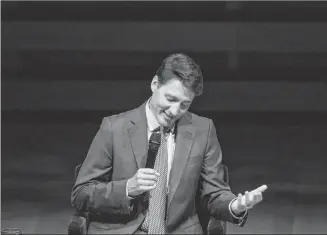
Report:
228,198,248,220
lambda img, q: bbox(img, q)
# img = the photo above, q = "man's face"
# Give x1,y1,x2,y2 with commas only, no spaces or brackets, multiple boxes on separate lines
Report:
149,76,195,128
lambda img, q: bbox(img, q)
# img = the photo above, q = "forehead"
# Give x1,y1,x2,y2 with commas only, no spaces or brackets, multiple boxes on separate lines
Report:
159,79,195,102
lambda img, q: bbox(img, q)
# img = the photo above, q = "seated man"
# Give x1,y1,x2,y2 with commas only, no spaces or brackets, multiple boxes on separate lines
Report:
71,53,267,234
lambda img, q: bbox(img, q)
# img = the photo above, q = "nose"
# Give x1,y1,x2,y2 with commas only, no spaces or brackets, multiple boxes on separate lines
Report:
169,104,181,117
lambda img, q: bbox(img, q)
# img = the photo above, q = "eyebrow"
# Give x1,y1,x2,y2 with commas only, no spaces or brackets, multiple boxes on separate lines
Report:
166,94,191,104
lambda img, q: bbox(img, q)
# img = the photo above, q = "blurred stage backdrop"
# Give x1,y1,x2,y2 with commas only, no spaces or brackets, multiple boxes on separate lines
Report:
2,1,327,234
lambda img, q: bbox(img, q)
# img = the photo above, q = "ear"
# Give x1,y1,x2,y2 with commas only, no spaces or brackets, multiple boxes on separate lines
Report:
151,75,159,92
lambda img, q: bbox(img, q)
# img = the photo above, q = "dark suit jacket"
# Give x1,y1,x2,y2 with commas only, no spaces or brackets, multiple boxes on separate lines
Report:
71,102,246,234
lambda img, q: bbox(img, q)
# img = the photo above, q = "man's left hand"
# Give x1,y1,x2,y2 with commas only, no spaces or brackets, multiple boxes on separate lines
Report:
231,185,268,215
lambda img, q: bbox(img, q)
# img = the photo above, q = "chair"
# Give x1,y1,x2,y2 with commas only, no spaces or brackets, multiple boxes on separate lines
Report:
68,164,89,235
68,164,229,234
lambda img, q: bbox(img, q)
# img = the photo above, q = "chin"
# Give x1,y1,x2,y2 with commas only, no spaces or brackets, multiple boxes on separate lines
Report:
158,116,170,127
160,120,170,127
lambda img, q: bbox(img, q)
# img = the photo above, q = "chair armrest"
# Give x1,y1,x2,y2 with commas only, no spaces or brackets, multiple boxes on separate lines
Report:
68,212,90,235
207,217,226,235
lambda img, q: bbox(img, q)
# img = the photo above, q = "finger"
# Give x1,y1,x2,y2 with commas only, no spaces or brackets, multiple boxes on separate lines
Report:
138,179,156,186
139,168,160,176
257,192,263,202
138,173,158,181
236,194,242,207
251,191,258,203
249,192,262,208
237,193,243,204
246,191,255,209
252,185,268,194
245,191,249,201
237,193,247,211
140,184,157,192
245,191,251,207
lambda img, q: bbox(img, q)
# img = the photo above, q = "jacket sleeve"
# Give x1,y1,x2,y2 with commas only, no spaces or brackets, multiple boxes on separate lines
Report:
199,119,247,226
71,117,133,215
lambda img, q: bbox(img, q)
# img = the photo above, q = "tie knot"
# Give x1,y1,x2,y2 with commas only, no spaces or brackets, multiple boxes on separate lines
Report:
153,126,172,134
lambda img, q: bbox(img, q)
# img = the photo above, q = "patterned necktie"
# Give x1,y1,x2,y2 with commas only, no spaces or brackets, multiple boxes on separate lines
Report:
141,126,169,234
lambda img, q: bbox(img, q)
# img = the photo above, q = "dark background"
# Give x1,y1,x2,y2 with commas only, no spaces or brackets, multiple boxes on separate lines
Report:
2,1,327,233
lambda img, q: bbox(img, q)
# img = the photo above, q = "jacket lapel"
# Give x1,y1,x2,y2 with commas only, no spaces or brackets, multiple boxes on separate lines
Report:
167,112,194,210
127,102,148,169
127,105,195,209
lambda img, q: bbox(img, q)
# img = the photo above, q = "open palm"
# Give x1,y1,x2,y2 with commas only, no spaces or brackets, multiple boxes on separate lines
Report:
231,185,268,214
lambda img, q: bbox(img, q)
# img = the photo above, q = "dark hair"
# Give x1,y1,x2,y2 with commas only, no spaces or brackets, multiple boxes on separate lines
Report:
156,53,203,96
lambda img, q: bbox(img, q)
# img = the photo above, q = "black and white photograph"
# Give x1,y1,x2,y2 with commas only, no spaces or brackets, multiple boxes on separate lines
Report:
1,1,327,234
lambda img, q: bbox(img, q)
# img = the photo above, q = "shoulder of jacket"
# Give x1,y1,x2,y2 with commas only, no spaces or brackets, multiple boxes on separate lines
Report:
187,111,213,131
101,107,139,129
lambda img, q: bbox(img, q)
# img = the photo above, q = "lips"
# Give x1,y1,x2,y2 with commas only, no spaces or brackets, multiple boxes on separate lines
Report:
164,112,173,119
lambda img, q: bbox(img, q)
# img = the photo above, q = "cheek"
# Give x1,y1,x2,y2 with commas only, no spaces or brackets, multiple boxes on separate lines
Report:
152,94,165,111
177,110,187,118
158,100,170,110
156,104,166,114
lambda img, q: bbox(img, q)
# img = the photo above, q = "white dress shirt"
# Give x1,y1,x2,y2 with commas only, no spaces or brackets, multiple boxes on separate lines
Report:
126,99,175,197
145,99,175,188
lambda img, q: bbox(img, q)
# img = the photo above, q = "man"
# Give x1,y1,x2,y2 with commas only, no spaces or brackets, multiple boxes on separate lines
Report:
71,53,267,234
